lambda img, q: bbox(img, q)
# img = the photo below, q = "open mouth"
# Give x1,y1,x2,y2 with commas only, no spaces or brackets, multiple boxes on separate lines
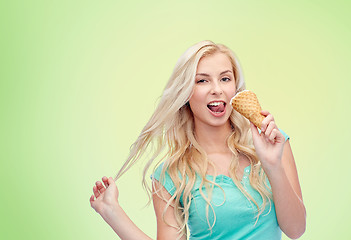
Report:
207,101,226,113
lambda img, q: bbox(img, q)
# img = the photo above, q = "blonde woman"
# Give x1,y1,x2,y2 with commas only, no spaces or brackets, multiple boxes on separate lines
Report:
89,41,306,239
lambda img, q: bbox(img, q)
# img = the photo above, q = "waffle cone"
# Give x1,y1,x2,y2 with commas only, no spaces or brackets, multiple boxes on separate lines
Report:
230,90,265,129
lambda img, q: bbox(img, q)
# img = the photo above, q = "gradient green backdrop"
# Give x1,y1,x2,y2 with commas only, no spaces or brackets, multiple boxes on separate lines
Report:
1,0,350,239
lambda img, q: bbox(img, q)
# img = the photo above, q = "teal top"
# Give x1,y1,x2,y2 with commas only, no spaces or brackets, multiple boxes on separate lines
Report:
152,129,290,240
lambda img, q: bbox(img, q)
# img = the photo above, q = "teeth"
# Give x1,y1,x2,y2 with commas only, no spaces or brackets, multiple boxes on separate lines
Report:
208,101,224,106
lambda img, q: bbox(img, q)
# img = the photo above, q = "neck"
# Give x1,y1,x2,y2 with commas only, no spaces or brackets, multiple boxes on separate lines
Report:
194,121,233,154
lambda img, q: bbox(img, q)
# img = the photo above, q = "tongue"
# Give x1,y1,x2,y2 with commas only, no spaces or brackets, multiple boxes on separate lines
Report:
208,104,225,112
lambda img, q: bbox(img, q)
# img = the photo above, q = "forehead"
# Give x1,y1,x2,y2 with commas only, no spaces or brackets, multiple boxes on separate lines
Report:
196,52,232,73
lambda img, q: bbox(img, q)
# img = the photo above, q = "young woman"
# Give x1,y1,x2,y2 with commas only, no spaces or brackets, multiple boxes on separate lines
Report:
89,40,306,240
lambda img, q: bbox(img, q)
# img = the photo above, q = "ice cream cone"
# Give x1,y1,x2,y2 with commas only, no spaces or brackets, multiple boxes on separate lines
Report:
230,90,265,129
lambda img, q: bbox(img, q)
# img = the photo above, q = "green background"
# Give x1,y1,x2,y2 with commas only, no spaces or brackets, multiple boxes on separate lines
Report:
1,0,350,239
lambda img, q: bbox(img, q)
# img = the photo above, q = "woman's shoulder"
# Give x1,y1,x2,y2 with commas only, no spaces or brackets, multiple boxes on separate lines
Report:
151,162,177,196
151,162,171,183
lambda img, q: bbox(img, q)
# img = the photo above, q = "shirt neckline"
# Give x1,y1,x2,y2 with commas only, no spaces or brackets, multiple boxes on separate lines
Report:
205,164,251,181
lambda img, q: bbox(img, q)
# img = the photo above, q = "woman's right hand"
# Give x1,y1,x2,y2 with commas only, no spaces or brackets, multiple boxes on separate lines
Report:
89,176,119,219
90,177,153,239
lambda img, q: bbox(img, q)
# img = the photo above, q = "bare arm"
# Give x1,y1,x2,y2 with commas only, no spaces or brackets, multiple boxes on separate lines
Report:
89,177,152,240
152,180,187,240
250,111,306,239
265,140,306,239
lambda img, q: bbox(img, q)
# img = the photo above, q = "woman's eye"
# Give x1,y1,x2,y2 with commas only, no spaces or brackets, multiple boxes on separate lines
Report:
196,79,207,83
222,77,231,82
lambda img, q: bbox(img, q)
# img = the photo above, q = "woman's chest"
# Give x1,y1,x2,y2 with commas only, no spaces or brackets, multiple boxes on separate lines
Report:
207,153,251,179
186,179,275,238
188,178,261,224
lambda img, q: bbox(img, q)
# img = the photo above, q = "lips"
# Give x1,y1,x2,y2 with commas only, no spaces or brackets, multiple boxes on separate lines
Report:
207,101,226,113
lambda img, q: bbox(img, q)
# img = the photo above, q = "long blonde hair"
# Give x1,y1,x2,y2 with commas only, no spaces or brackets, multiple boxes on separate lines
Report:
114,40,272,237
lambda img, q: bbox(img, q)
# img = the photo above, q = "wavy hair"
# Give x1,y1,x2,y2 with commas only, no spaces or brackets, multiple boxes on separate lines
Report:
114,40,272,238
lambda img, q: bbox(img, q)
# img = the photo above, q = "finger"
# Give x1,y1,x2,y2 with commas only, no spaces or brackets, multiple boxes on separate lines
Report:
89,195,95,209
89,194,95,203
269,129,277,144
260,110,270,117
108,177,118,192
250,122,260,139
96,181,106,194
93,185,100,198
102,176,109,188
108,177,115,185
261,113,274,132
265,121,276,138
274,129,285,144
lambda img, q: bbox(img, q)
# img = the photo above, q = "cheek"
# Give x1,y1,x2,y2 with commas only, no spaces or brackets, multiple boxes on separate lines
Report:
189,87,204,104
189,90,205,113
189,96,200,110
226,83,237,96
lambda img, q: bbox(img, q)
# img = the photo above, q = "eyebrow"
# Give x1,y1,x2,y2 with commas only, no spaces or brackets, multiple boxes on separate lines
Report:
196,70,233,77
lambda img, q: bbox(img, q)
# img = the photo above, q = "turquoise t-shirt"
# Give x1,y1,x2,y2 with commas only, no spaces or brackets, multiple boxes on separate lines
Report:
152,129,290,240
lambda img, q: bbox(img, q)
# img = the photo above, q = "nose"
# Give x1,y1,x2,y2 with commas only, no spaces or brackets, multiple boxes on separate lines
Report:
210,81,223,95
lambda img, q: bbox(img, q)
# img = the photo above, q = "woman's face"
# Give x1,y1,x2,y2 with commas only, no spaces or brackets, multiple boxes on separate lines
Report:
189,52,236,129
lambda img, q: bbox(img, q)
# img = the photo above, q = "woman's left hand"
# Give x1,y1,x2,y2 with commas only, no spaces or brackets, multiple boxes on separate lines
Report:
250,110,286,173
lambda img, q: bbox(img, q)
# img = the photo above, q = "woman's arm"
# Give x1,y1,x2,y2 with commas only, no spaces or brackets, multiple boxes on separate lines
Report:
152,180,187,240
265,140,306,239
250,111,306,239
90,177,152,240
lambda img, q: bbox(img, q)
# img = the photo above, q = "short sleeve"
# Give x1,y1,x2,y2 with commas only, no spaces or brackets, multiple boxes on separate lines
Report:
150,163,176,196
258,128,290,141
279,128,290,141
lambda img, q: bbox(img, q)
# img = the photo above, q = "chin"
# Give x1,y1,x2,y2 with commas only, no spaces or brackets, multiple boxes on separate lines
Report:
208,118,231,128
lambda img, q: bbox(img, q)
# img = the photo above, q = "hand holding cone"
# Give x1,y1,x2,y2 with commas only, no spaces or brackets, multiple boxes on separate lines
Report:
230,90,265,129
